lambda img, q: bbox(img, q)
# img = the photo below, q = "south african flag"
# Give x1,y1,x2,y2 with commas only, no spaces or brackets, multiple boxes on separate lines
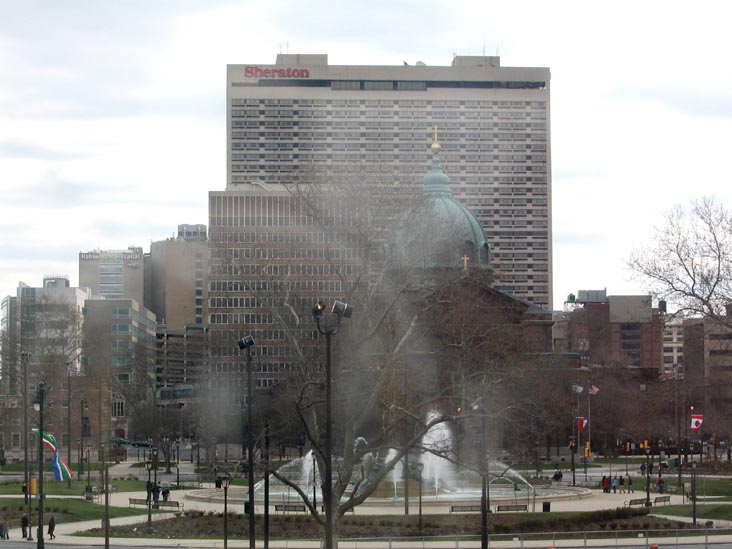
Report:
35,431,74,481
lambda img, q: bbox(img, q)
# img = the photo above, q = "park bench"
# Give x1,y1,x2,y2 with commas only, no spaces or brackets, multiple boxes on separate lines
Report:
156,500,184,511
129,498,148,508
654,495,671,506
450,504,482,513
624,498,647,507
496,504,528,512
274,504,306,513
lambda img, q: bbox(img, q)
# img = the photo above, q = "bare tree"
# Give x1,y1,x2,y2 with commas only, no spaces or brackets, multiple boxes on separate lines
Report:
628,197,732,323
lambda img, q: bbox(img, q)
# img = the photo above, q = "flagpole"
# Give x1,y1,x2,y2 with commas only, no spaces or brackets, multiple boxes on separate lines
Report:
587,380,592,461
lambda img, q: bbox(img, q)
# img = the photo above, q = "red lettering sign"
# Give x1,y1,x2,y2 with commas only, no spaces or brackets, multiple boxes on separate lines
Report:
244,66,310,79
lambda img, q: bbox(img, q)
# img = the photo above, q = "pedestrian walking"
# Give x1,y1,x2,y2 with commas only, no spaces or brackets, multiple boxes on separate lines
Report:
619,475,625,493
21,516,28,539
626,473,633,493
48,516,56,540
2,516,8,539
146,480,153,503
611,476,618,493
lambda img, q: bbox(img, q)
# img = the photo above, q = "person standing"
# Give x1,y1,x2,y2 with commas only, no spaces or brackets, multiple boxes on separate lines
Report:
611,476,618,494
619,475,625,493
48,516,56,540
21,516,28,539
626,473,633,493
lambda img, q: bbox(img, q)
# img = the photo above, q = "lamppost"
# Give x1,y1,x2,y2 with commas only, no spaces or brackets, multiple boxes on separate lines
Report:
33,381,46,549
221,472,231,549
691,461,697,526
645,447,652,507
264,424,270,549
416,462,424,533
312,451,317,508
86,444,91,494
480,411,489,549
145,460,153,529
102,442,109,549
313,300,353,549
79,399,88,477
21,351,31,517
237,334,256,549
66,365,72,488
152,448,158,494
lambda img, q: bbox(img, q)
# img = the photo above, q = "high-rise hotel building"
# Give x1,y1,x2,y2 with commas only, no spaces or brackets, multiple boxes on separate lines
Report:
226,54,552,308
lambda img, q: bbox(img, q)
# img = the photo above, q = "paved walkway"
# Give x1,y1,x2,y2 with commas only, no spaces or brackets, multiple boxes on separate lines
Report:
0,460,707,547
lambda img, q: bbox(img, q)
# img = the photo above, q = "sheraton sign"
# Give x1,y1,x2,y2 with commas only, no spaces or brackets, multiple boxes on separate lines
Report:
244,66,310,79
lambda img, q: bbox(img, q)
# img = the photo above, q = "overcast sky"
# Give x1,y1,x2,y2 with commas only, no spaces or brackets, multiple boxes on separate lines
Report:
2,0,731,310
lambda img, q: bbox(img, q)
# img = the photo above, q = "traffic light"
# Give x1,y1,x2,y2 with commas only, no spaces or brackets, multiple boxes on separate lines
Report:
584,441,591,457
626,442,631,452
644,439,649,450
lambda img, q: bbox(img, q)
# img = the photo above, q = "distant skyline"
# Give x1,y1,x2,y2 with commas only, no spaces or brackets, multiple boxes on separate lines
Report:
2,0,732,310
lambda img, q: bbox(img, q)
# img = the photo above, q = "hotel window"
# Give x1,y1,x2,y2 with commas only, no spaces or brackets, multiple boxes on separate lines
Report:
364,81,394,91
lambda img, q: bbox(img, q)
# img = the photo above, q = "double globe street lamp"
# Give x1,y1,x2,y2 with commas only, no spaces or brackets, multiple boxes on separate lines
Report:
312,300,353,549
237,334,256,549
220,472,232,549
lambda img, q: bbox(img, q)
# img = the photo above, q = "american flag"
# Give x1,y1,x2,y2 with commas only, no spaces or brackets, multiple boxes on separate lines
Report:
589,384,600,395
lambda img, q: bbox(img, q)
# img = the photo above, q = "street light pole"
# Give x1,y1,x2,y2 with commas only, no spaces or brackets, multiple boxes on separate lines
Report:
264,423,270,549
691,461,697,526
146,461,152,529
21,352,31,513
237,335,256,549
67,366,72,488
480,411,489,549
313,300,353,549
34,381,46,549
645,448,652,507
102,442,109,549
416,462,424,533
221,472,231,549
86,444,91,493
79,400,87,476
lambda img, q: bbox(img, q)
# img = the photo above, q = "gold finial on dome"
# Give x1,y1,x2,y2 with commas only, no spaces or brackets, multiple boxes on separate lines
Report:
431,126,441,153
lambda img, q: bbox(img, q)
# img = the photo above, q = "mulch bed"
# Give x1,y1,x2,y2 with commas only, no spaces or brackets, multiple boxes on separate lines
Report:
92,509,692,539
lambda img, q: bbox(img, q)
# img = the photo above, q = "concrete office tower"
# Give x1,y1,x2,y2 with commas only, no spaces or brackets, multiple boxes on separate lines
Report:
79,247,145,303
0,277,92,459
227,54,552,308
83,298,156,439
0,295,19,396
145,228,208,331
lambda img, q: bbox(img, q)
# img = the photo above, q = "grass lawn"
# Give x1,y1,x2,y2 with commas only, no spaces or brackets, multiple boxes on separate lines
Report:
0,496,149,526
0,479,146,496
659,504,732,521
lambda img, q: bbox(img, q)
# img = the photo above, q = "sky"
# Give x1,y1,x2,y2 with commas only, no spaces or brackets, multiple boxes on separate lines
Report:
2,0,732,311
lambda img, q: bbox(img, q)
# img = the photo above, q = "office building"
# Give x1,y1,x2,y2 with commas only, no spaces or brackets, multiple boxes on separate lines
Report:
558,290,664,372
145,226,208,331
79,247,145,303
83,298,157,439
226,54,552,308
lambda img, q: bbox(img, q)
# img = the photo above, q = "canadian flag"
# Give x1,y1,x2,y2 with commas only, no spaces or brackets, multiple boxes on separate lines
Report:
691,415,704,432
577,417,588,432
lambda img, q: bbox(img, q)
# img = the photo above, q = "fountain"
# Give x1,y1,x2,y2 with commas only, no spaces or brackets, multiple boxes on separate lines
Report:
186,411,588,508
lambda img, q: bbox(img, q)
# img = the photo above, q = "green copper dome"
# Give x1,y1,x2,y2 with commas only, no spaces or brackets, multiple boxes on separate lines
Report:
387,140,490,270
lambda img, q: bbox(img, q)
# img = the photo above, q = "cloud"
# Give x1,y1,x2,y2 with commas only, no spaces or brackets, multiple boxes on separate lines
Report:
0,141,82,160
